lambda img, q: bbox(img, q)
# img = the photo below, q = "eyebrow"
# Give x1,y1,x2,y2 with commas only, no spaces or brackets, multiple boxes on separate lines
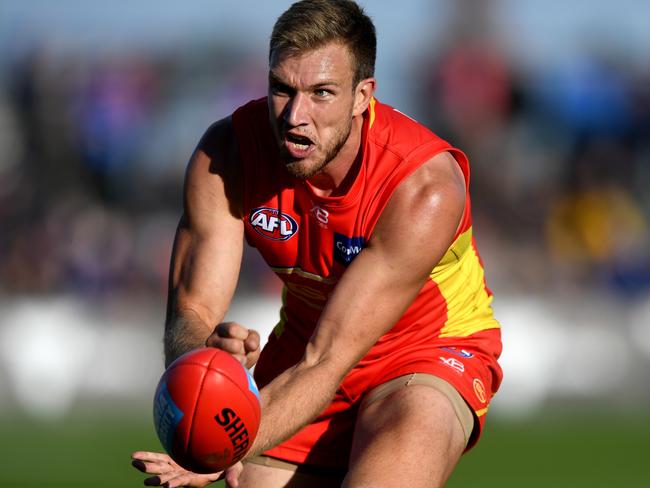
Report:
268,71,341,90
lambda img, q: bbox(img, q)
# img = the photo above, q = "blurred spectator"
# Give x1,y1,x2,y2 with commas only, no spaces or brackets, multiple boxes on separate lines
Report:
0,35,276,300
74,55,159,204
546,139,650,295
413,0,650,297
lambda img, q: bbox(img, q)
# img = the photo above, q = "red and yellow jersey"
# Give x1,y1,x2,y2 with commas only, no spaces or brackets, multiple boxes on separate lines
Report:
232,97,500,387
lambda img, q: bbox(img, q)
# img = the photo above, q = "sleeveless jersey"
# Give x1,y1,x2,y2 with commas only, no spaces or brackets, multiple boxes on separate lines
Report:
232,97,500,389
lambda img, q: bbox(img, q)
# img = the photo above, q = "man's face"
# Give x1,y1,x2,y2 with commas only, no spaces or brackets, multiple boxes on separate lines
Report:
268,42,357,179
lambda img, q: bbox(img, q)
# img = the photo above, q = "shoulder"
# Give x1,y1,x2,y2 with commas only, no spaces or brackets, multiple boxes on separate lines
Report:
196,116,234,155
185,115,243,218
389,152,466,217
188,116,238,179
231,97,270,139
199,96,268,157
368,99,447,159
372,151,466,249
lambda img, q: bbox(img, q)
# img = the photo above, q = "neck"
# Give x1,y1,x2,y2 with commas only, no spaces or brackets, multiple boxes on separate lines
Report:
307,115,364,197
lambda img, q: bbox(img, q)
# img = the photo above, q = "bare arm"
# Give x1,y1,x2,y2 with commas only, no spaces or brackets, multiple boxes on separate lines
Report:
247,151,467,457
164,118,245,368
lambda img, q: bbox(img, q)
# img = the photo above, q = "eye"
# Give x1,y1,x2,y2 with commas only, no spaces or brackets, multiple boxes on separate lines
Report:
314,88,333,98
270,83,289,96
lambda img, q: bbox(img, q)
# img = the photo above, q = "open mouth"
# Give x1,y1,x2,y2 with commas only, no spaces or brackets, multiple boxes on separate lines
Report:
286,133,313,148
284,132,315,158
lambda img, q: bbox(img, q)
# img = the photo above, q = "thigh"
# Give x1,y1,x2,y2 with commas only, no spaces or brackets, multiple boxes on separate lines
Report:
355,328,503,451
238,458,345,488
237,461,295,488
343,383,466,488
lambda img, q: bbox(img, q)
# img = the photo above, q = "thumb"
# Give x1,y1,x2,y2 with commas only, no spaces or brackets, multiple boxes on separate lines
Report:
224,462,244,487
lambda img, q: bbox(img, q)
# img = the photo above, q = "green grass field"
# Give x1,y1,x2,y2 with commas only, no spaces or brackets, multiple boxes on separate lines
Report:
1,409,647,487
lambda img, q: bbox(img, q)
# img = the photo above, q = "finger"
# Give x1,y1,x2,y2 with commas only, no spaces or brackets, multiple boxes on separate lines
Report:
152,471,180,486
154,471,200,487
132,451,176,465
132,459,175,475
216,322,249,340
143,475,162,486
132,459,147,472
224,462,244,487
207,337,246,356
132,459,152,473
165,473,202,488
243,330,260,353
164,471,222,488
131,452,179,476
244,349,260,370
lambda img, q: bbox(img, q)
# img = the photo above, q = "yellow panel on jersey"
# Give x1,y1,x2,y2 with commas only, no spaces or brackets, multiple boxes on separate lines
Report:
431,227,501,338
368,97,376,129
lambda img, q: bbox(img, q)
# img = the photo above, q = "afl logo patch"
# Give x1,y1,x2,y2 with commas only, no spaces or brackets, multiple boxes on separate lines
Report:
249,207,298,241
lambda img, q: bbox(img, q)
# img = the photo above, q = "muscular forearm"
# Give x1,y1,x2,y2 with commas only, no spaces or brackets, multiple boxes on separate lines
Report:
164,309,214,367
245,358,343,459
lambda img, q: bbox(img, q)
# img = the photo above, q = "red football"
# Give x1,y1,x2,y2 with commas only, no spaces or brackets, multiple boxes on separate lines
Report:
153,348,261,473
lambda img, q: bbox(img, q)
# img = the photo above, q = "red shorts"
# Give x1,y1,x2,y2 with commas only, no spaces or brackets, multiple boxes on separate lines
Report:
254,328,503,470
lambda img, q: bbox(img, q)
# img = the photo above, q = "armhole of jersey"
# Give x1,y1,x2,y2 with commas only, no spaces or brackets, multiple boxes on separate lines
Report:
231,106,255,247
231,106,254,223
447,147,472,240
362,140,464,239
196,116,246,225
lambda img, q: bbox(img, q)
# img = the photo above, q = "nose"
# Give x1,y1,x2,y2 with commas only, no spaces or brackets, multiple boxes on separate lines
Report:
283,92,309,127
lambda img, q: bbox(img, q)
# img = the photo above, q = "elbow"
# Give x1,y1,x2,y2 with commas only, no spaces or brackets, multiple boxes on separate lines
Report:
299,342,352,386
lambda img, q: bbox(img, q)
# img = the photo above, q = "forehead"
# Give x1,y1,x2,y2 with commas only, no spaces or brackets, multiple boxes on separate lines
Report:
269,42,354,86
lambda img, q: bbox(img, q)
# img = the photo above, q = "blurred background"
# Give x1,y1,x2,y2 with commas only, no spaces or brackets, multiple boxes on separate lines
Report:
1,0,649,486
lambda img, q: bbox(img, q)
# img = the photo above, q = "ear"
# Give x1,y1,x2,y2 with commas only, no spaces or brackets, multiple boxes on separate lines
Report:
352,77,376,117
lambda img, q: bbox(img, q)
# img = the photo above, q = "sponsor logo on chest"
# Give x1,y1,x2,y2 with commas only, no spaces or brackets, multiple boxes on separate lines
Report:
333,233,365,266
249,207,298,241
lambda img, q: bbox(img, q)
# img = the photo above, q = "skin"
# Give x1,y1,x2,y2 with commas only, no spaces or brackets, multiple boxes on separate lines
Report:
267,42,366,190
132,41,468,488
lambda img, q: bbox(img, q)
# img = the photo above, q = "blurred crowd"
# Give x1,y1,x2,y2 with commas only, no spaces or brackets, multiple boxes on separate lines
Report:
0,42,270,300
1,2,649,304
413,2,650,298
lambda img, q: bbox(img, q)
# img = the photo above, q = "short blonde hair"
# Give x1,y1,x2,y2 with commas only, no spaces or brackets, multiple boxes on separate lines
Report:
270,0,376,86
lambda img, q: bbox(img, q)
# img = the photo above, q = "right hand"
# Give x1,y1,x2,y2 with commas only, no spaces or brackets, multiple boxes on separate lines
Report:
206,322,260,369
131,451,244,488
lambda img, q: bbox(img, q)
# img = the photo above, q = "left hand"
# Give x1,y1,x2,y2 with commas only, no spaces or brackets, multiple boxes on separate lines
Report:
206,321,261,369
131,451,244,487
